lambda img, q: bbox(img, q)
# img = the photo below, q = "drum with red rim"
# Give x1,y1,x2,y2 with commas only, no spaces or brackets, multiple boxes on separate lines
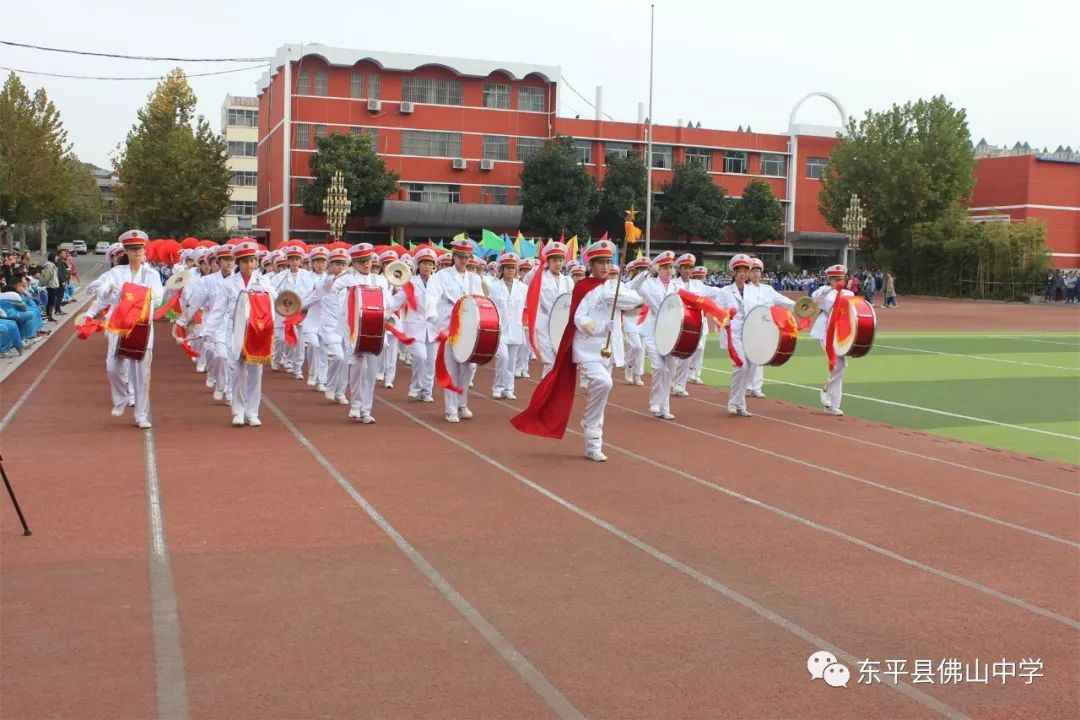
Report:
834,297,876,358
450,295,501,365
742,305,798,367
352,286,386,355
654,292,703,359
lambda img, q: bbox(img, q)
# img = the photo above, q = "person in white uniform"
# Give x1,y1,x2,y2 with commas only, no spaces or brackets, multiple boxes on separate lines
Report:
525,241,573,378
88,230,164,429
685,265,710,386
221,241,277,426
320,247,352,406
514,258,535,378
671,253,697,397
425,238,485,423
337,243,391,424
271,247,313,377
297,246,331,392
488,252,527,400
83,243,135,407
621,258,649,386
177,245,237,402
377,249,402,389
747,257,795,398
638,251,683,420
811,264,854,416
572,241,643,461
393,247,438,402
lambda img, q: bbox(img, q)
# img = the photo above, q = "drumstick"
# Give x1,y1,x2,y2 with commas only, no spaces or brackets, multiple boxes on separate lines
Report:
600,237,631,359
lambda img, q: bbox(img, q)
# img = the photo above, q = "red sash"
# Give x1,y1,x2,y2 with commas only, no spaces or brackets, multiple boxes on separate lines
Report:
242,293,274,364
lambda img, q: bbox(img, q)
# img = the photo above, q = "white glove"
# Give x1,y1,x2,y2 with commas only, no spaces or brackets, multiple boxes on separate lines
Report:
591,319,613,336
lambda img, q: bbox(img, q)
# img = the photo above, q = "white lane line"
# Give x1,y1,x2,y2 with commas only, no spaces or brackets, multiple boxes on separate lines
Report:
986,335,1080,347
380,396,972,720
143,423,190,720
471,392,1080,632
0,331,79,432
263,397,586,720
682,396,1080,497
700,365,1080,441
874,343,1079,372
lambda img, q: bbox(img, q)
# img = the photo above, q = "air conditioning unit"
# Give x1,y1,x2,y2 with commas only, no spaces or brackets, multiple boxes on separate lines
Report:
479,158,495,171
451,158,467,170
367,99,381,112
399,101,415,114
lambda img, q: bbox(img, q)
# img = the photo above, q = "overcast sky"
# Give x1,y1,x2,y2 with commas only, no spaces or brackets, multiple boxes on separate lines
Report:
4,0,1078,169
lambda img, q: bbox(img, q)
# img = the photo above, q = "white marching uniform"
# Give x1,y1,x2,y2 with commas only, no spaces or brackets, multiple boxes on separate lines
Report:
573,281,642,455
95,264,164,424
179,271,236,401
487,276,527,398
221,272,277,422
391,273,438,401
271,268,315,376
716,282,760,412
338,272,391,421
300,271,331,389
425,268,486,419
683,278,712,387
321,272,352,404
811,285,855,411
749,282,796,394
526,268,573,377
84,273,134,406
639,275,685,417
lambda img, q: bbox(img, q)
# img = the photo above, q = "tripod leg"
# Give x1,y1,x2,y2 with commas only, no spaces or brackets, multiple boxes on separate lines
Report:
0,462,32,536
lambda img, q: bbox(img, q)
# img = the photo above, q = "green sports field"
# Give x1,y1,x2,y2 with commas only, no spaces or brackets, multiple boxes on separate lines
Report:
698,331,1080,464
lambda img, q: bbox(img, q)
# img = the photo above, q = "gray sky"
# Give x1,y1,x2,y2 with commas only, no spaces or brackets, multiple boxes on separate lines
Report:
4,0,1078,169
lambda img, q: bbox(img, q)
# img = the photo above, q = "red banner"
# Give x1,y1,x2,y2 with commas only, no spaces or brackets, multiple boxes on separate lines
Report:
242,293,274,364
152,292,183,320
387,323,414,345
105,283,151,338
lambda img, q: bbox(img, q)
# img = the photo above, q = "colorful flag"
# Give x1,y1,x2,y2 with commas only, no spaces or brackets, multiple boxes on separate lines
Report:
566,235,579,262
514,232,524,255
481,229,504,252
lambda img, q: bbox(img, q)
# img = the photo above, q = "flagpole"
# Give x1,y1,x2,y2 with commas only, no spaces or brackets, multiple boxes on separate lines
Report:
644,3,655,258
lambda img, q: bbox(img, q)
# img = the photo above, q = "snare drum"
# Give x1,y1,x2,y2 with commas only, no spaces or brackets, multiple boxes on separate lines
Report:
352,286,386,355
834,297,876,358
654,293,703,359
742,305,798,367
115,321,151,361
547,292,572,344
450,296,501,365
232,291,275,363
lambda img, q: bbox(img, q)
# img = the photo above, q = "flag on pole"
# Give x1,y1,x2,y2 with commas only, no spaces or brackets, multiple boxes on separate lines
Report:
514,232,524,255
566,235,579,262
480,229,504,253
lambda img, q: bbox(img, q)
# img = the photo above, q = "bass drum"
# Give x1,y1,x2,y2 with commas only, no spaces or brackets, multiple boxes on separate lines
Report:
353,286,387,355
450,295,501,365
742,305,797,367
654,293,703,359
834,297,877,358
546,292,572,344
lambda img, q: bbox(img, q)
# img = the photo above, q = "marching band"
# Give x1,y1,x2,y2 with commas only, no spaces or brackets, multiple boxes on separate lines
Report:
76,229,877,461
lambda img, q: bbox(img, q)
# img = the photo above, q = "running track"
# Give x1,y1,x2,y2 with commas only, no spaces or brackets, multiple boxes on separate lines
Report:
2,318,1077,719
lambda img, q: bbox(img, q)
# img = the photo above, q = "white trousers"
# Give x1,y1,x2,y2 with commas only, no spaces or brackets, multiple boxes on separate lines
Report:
750,363,764,393
409,340,437,398
328,338,349,400
349,352,380,415
273,326,288,367
726,339,756,410
230,360,263,419
674,356,692,391
580,360,614,454
514,342,531,375
382,334,398,385
644,335,676,414
623,331,644,380
688,337,706,381
107,350,151,422
209,339,233,397
304,331,328,385
493,342,518,396
820,340,847,409
441,343,473,415
536,318,556,377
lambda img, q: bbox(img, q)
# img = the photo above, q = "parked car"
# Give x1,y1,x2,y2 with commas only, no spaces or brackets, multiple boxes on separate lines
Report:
58,242,75,253
72,240,87,254
94,241,110,254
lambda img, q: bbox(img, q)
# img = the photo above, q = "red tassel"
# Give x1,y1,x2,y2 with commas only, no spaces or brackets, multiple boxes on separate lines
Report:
636,304,650,326
434,331,463,394
180,341,199,358
152,291,183,320
402,282,418,312
724,319,743,367
283,313,303,346
797,316,812,330
387,324,414,345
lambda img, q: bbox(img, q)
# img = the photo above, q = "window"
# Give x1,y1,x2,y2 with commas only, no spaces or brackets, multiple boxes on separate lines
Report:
228,201,257,216
722,151,748,174
315,71,328,96
482,135,510,160
314,125,327,142
806,157,829,179
401,130,462,158
297,69,310,94
761,154,786,177
368,74,380,100
230,171,257,187
483,83,510,109
605,142,632,161
405,183,460,203
227,140,257,157
573,139,592,164
685,147,712,171
227,109,258,127
482,186,509,204
518,86,546,112
651,145,672,169
294,124,310,150
516,137,544,161
351,73,363,99
402,77,464,105
352,127,380,149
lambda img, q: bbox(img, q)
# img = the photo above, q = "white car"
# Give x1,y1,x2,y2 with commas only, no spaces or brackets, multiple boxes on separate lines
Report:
72,240,88,254
58,242,75,253
95,241,110,254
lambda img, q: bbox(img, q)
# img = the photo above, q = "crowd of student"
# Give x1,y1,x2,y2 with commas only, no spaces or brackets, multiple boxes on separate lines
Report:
0,249,79,357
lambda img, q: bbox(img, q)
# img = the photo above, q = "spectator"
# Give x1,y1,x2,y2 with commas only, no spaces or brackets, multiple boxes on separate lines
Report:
0,306,23,356
863,270,876,306
1066,271,1077,304
884,271,898,308
40,254,61,322
1043,272,1054,302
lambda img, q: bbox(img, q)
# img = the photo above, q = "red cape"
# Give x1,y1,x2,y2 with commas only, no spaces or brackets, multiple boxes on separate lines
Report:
510,277,604,439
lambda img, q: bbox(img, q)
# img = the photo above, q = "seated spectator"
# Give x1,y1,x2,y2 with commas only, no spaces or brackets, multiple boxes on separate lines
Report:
0,308,23,357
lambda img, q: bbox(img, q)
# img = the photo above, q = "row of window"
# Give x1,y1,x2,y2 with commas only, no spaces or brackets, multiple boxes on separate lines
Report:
295,69,547,111
228,201,257,216
228,140,257,157
230,171,257,186
295,124,380,150
226,108,258,127
405,184,510,204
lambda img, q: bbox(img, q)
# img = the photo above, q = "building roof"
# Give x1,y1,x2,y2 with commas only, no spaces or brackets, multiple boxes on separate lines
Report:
257,44,561,93
224,94,258,108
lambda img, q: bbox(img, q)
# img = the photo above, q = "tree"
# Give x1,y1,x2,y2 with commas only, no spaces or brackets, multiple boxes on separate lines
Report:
46,159,105,242
596,152,646,236
113,68,231,237
730,180,784,246
818,96,976,274
0,73,72,235
301,132,399,218
657,162,728,247
519,136,600,238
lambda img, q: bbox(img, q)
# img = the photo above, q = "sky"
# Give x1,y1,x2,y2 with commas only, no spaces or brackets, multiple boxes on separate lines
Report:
4,0,1078,169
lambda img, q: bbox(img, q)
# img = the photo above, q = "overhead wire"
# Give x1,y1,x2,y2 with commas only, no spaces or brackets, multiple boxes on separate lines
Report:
0,39,270,63
561,75,617,122
0,64,269,80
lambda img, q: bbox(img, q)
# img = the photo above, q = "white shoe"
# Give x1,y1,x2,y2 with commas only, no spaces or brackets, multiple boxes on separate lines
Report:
225,393,233,404
445,413,460,423
586,450,608,462
825,407,844,416
127,398,135,407
196,363,207,373
307,377,317,388
689,377,704,385
407,388,420,399
820,390,832,408
271,362,280,371
213,388,225,401
659,412,675,420
384,382,393,389
111,403,126,417
376,374,384,382
492,392,504,399
459,407,474,420
504,392,517,400
421,395,434,403
650,405,660,415
246,417,262,427
736,408,753,417
674,389,689,397
293,374,304,381
360,415,375,424
749,390,766,399
232,415,245,426
469,381,474,388
325,389,336,402
135,419,152,429
205,377,215,388
315,383,327,392
634,378,645,386
336,395,349,405
348,408,361,419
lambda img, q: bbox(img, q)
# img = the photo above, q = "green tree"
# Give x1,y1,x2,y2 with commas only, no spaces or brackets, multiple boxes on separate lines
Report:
730,179,784,246
596,152,646,236
46,159,105,242
519,136,600,237
819,95,976,275
113,68,231,237
0,73,72,235
301,132,399,217
657,161,728,247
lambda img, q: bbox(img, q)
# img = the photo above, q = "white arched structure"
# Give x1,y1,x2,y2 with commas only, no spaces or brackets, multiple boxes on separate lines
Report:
784,92,847,262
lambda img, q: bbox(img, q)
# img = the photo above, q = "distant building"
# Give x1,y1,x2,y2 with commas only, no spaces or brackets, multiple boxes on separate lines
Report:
88,164,119,225
222,94,259,234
